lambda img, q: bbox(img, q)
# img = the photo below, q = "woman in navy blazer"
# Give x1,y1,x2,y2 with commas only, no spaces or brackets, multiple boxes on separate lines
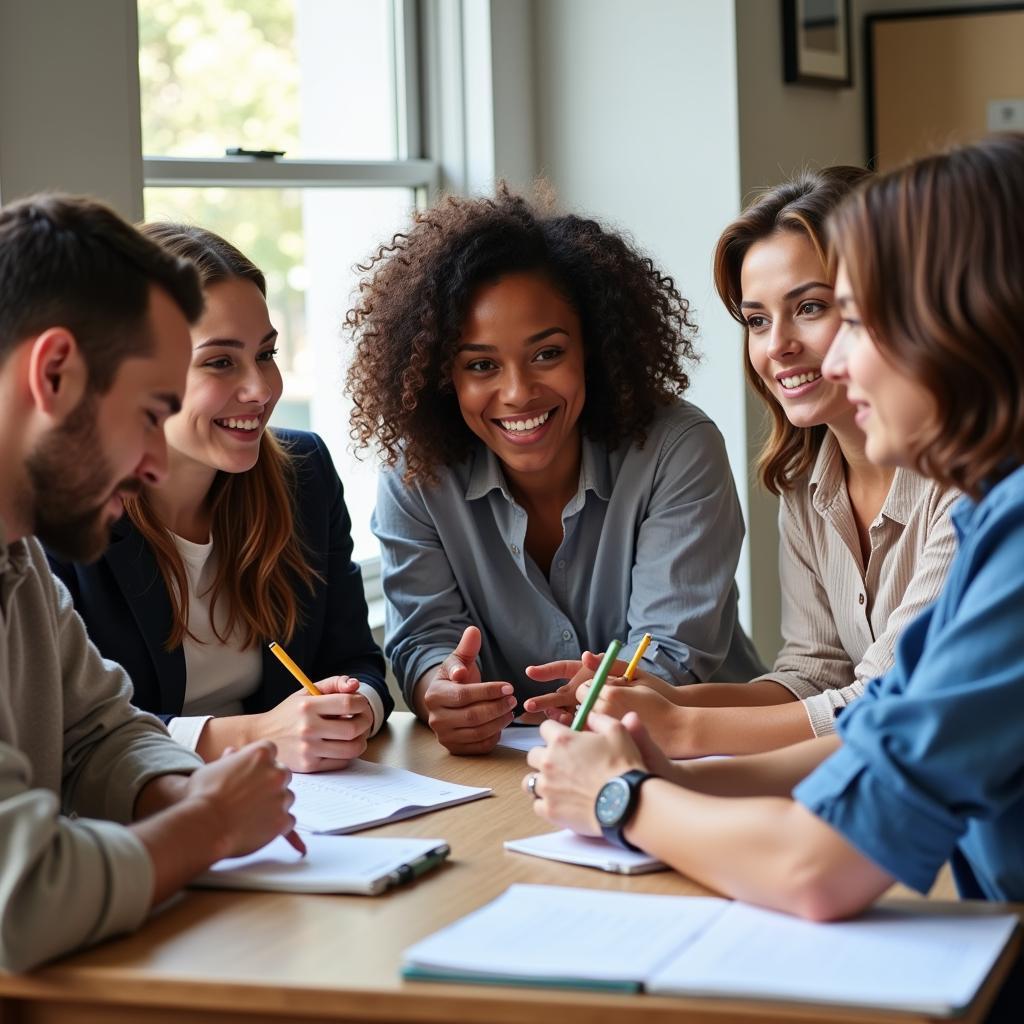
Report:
48,225,391,772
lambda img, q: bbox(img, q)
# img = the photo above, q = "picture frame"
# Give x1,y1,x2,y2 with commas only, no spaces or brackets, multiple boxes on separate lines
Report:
865,4,1024,170
782,0,852,87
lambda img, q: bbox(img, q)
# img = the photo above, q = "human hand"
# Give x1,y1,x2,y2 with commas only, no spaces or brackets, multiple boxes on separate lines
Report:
417,626,518,755
253,676,373,773
576,650,681,702
575,675,690,752
185,740,304,858
521,652,627,722
523,713,648,836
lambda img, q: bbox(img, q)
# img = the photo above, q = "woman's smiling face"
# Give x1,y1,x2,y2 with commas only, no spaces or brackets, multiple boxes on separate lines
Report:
163,276,283,475
741,229,854,433
451,271,586,484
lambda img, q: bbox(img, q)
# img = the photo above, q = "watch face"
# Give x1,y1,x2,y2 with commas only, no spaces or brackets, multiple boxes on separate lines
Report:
595,778,630,826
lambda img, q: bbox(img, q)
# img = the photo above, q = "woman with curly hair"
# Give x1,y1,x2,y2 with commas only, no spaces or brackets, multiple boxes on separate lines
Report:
525,132,1024,916
348,186,762,755
531,167,957,757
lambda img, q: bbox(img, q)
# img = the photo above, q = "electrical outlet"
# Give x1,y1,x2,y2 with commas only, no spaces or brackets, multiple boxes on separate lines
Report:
987,99,1024,132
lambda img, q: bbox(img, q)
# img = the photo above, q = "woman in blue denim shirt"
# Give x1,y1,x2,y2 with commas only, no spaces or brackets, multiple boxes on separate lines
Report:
526,132,1024,916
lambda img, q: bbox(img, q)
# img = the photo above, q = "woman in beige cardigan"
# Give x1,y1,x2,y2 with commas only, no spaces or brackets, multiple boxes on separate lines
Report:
526,167,957,757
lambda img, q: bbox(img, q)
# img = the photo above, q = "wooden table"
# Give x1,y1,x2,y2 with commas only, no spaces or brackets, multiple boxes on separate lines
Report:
1,713,1020,1024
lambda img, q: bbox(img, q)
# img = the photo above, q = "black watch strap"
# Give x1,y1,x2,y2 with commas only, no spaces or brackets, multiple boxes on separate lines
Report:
598,769,653,851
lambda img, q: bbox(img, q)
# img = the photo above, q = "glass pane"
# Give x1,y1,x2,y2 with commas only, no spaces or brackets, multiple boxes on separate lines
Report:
143,185,417,561
138,0,399,160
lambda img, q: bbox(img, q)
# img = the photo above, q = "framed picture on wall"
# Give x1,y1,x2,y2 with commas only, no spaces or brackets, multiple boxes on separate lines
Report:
865,4,1024,170
782,0,852,87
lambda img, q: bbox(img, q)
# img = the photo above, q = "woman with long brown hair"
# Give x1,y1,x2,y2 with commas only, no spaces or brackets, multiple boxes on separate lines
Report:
530,166,957,756
48,225,391,772
525,132,1024,915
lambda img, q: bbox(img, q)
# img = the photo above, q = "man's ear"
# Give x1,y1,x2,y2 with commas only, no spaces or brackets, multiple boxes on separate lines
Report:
26,328,89,419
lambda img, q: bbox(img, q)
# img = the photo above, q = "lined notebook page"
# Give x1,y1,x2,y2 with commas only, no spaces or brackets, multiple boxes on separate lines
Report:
649,903,1018,1013
290,760,490,834
403,884,724,985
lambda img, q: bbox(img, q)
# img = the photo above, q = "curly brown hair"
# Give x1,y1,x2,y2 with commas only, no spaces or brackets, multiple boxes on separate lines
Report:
345,185,699,482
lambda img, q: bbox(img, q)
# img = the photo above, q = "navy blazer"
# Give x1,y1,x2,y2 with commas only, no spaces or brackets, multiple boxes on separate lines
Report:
47,429,392,725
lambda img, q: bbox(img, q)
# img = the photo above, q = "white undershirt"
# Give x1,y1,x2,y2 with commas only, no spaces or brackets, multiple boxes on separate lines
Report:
164,532,383,752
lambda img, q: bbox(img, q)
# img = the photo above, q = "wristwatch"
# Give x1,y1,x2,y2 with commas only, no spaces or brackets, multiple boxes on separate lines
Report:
595,770,653,851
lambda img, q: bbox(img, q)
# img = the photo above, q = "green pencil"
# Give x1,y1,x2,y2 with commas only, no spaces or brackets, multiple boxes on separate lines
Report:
570,639,623,731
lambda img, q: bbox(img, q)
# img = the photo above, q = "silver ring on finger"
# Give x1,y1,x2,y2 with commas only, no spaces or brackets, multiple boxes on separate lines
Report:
527,773,541,800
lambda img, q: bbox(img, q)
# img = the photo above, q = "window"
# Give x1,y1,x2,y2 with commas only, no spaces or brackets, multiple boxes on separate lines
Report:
138,0,438,570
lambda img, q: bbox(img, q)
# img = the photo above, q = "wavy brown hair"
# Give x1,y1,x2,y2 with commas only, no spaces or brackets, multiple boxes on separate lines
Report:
126,224,317,650
345,184,698,482
713,166,871,494
830,132,1024,499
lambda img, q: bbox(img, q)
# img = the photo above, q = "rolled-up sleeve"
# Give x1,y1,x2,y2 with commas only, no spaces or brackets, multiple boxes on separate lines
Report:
795,514,1024,893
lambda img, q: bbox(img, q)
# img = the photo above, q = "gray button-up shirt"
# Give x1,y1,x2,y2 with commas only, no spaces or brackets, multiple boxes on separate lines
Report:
374,400,764,706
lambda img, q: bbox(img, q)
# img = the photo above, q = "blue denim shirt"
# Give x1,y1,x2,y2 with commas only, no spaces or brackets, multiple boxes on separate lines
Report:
795,463,1024,900
374,400,764,706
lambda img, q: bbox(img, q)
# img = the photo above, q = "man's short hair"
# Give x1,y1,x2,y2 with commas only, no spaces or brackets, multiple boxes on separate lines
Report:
0,194,203,392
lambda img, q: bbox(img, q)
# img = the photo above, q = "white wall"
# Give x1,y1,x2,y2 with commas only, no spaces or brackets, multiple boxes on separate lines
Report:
531,0,752,630
0,0,143,218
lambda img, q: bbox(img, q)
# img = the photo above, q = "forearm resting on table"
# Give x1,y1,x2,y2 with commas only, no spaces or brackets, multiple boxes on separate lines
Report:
676,701,814,757
132,793,230,908
668,734,840,795
673,678,797,708
625,778,892,919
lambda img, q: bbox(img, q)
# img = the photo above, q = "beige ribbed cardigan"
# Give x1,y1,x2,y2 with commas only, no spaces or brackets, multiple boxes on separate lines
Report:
753,433,959,736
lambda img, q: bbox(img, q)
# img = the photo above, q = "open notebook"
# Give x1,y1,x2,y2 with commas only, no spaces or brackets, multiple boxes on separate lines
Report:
195,834,449,895
402,884,1018,1015
289,759,490,834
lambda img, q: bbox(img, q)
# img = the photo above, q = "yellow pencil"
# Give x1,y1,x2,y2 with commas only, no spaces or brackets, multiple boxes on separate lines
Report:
268,641,322,696
623,633,652,681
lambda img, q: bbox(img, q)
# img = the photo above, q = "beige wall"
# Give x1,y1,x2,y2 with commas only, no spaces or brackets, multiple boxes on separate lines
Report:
872,8,1024,169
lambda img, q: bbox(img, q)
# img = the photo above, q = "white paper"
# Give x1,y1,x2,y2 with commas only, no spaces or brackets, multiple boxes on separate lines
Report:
289,759,490,834
648,902,1018,1014
497,726,545,752
504,830,665,874
403,883,724,985
194,834,447,894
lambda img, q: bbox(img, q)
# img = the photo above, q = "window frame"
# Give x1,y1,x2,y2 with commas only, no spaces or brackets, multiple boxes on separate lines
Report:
139,0,441,605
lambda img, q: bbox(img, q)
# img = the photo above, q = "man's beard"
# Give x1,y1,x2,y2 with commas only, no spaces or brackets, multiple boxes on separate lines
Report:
24,395,141,562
